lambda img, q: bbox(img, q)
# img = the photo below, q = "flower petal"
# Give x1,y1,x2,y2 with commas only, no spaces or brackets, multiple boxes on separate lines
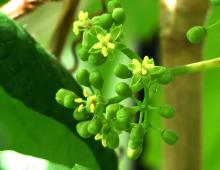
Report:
101,46,109,57
92,42,103,49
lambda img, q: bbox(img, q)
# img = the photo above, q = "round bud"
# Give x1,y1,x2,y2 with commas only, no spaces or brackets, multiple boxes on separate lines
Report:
106,131,119,149
55,88,77,105
210,0,220,5
106,103,120,119
98,13,113,29
114,64,132,79
77,46,89,61
73,109,90,121
115,82,132,98
112,8,125,25
88,118,102,135
76,121,91,138
158,105,175,119
107,0,121,13
89,71,104,89
116,107,131,130
161,129,178,145
63,94,77,109
128,124,145,149
76,69,90,86
88,53,106,66
158,70,173,84
186,26,206,44
126,146,142,160
102,124,111,135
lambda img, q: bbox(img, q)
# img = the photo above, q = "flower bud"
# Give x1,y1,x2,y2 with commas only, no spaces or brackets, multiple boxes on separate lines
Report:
106,103,120,119
102,124,111,135
76,69,90,87
114,64,132,79
115,82,132,98
106,131,119,149
76,121,92,138
88,53,106,66
158,105,175,118
186,26,206,44
128,124,145,149
62,94,78,109
158,70,173,84
112,8,125,25
96,13,113,29
77,46,89,61
55,88,77,105
126,146,142,160
116,107,131,130
73,109,89,121
87,118,102,135
107,0,121,13
89,71,104,89
161,129,178,145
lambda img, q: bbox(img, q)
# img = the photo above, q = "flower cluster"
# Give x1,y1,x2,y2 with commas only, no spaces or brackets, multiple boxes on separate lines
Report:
56,0,178,160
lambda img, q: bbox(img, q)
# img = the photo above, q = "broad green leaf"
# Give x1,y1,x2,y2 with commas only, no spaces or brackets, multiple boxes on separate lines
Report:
0,0,8,6
0,87,99,170
0,150,71,170
72,164,92,170
0,12,118,170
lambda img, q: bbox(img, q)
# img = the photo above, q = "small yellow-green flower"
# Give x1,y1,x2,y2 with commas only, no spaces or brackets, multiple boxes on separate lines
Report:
92,33,115,57
94,133,107,147
73,11,90,35
131,56,155,76
74,89,97,113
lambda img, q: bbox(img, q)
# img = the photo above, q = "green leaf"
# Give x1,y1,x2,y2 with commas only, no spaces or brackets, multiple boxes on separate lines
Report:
0,150,71,170
0,0,8,6
0,87,99,170
0,12,118,170
110,25,123,41
72,164,92,170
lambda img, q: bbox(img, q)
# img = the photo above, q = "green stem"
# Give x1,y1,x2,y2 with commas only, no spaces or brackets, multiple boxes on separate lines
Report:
206,19,220,31
168,57,220,76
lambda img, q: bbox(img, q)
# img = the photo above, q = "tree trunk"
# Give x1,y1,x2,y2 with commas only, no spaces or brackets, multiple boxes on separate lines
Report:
160,0,209,170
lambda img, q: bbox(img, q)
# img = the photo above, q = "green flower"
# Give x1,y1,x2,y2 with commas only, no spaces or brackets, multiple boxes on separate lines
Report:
92,33,115,57
131,56,155,76
73,11,91,35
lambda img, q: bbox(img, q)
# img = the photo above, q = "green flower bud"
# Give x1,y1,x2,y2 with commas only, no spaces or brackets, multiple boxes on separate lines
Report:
88,118,102,135
88,53,106,66
126,145,142,160
161,129,178,145
115,82,132,98
186,26,206,44
93,13,113,29
158,70,173,84
55,88,77,105
158,105,175,119
106,103,120,119
210,0,220,5
114,64,132,79
102,124,111,135
63,94,78,109
77,46,89,61
76,69,90,86
128,124,145,149
116,107,131,130
112,8,125,25
107,0,121,13
73,109,90,121
106,131,119,149
76,121,92,138
89,71,104,89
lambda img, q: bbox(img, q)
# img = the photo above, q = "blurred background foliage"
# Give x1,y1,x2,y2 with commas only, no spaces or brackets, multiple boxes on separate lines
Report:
0,0,220,170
